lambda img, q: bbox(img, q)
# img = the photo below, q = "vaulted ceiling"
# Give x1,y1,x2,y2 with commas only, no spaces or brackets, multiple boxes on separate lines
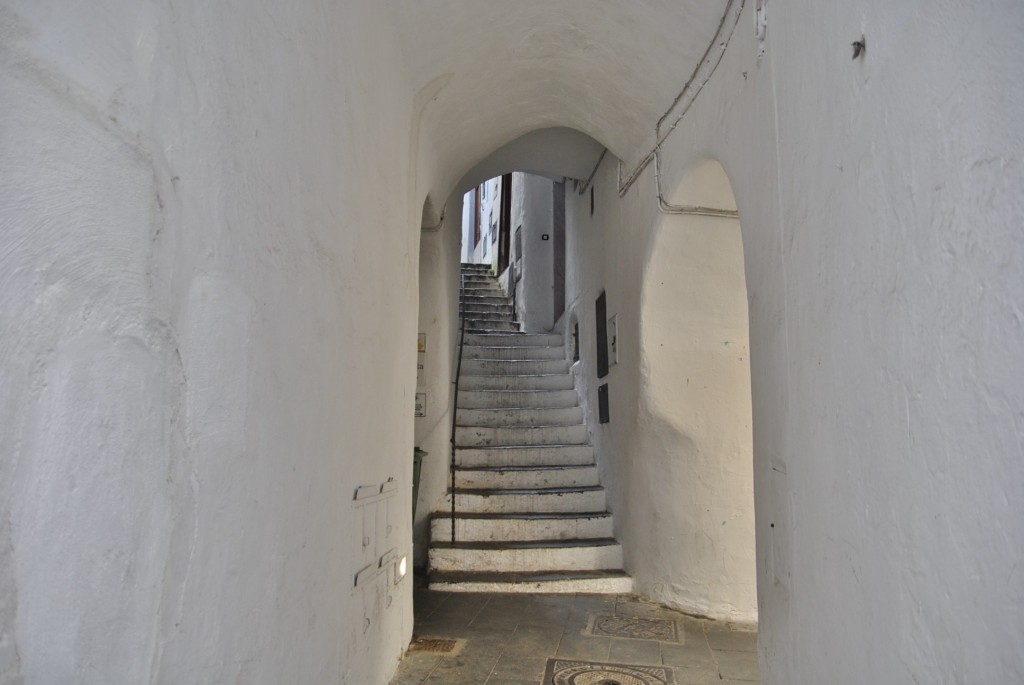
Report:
384,0,729,199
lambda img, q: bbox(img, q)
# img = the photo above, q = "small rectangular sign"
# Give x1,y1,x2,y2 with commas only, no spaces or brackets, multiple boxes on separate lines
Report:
415,392,427,417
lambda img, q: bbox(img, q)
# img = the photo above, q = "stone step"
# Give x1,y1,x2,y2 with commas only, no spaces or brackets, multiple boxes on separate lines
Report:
458,389,579,409
461,359,569,376
462,345,563,361
455,423,588,447
429,538,623,573
431,511,612,542
463,303,513,315
466,321,520,333
464,332,561,347
461,294,508,306
428,569,633,594
446,485,605,513
457,406,583,427
463,313,516,325
454,463,598,489
459,374,574,391
462,285,504,296
455,444,595,467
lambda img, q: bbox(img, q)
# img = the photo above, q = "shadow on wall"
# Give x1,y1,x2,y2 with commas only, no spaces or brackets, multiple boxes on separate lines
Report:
633,158,757,622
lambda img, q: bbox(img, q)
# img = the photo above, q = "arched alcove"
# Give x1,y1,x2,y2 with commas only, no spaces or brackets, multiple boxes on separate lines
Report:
634,158,757,621
412,193,462,568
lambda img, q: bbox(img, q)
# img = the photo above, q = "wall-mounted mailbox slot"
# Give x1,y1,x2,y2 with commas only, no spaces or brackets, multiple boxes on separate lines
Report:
596,291,609,378
608,314,617,366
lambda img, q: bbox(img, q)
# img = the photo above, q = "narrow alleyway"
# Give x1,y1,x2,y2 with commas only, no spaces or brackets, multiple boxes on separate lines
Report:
391,588,759,684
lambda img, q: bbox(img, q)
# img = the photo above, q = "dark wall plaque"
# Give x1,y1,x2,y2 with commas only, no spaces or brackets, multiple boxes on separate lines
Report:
596,291,609,378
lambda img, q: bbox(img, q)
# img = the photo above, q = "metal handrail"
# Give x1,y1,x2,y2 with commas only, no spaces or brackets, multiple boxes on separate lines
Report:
449,269,468,543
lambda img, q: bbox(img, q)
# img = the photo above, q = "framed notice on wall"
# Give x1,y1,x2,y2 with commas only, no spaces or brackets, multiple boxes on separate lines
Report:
414,392,426,418
417,333,427,387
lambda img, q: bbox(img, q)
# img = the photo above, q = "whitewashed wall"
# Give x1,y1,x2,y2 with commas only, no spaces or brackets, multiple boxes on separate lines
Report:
413,196,462,567
511,173,556,333
1,2,419,682
560,1,1024,681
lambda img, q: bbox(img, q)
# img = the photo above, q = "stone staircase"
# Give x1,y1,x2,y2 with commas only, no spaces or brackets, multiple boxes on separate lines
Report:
427,263,632,593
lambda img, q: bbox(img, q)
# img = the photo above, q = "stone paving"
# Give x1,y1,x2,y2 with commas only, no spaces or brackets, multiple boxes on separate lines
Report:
390,590,760,685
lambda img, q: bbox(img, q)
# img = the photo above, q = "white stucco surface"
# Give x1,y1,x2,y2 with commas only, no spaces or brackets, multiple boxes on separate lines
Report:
635,173,756,621
414,198,462,567
457,128,605,195
511,173,556,333
552,1,1024,680
385,0,726,202
2,2,419,682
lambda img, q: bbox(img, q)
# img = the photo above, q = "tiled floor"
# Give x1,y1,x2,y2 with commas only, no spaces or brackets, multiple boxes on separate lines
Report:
390,589,760,685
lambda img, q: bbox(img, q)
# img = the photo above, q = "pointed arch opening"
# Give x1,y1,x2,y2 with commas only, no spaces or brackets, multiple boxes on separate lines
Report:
636,158,757,622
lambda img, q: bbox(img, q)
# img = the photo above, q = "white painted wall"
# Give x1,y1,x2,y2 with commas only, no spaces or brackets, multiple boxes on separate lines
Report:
414,196,462,567
1,2,419,682
557,1,1024,681
459,190,475,263
457,128,605,194
476,177,502,268
511,173,556,333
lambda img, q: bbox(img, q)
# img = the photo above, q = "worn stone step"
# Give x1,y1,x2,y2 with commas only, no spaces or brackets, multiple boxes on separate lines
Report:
459,374,574,391
457,406,583,428
463,345,563,361
465,321,520,333
431,511,613,542
429,538,623,573
455,444,595,467
461,294,508,306
461,359,569,376
429,569,633,594
462,285,504,295
458,389,579,409
464,332,561,347
463,314,516,326
462,307,513,317
463,303,513,315
446,485,606,513
454,463,598,489
456,423,588,447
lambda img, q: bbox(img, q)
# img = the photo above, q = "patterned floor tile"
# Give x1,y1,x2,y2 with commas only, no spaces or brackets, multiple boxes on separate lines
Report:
543,658,676,685
586,614,680,642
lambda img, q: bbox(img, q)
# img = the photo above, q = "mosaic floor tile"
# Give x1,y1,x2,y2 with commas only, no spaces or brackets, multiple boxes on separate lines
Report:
544,658,676,685
586,614,679,642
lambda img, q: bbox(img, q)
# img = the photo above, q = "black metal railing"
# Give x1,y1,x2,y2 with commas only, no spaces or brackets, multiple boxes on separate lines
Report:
449,269,468,543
